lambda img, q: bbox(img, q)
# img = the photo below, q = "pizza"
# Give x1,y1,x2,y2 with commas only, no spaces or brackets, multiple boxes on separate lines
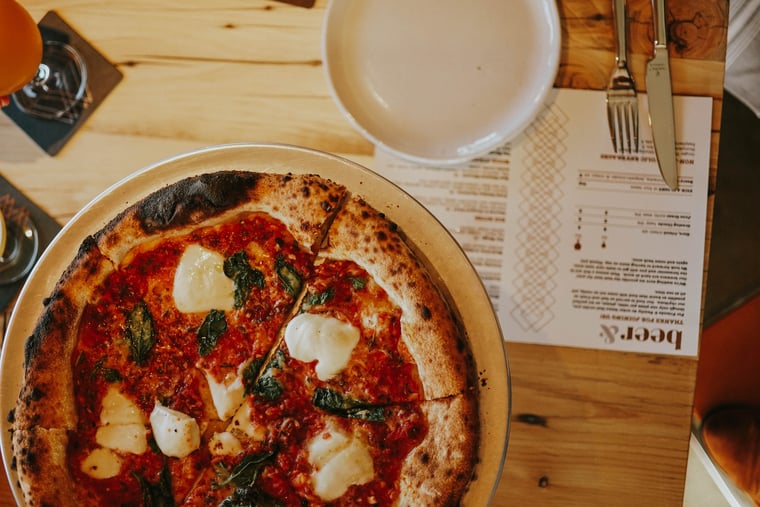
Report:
9,171,479,506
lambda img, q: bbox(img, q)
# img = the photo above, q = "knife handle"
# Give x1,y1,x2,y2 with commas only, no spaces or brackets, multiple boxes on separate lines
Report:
652,0,667,47
612,0,628,66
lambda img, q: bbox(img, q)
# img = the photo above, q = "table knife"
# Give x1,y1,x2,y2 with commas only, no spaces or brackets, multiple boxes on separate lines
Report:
645,0,678,190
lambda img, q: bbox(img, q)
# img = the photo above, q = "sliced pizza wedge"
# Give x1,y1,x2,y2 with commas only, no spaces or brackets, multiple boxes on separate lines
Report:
265,255,426,409
196,394,478,506
319,195,475,400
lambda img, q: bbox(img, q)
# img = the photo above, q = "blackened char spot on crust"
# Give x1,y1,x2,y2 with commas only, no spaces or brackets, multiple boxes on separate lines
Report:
136,171,262,233
326,189,341,209
22,237,94,370
23,332,43,373
17,433,40,475
22,298,69,372
321,190,341,212
67,236,105,283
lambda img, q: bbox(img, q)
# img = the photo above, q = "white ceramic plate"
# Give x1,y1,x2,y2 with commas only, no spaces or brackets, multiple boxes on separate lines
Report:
322,0,561,166
0,144,510,506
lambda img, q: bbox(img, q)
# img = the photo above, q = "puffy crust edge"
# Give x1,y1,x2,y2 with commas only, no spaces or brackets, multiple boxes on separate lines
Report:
96,171,347,264
13,238,114,432
322,196,474,399
397,393,479,506
12,428,82,507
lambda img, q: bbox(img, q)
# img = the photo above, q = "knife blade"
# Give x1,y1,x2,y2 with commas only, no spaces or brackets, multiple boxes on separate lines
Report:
645,0,678,190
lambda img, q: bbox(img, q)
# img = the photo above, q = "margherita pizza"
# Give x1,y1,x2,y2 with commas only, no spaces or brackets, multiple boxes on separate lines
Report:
9,171,479,506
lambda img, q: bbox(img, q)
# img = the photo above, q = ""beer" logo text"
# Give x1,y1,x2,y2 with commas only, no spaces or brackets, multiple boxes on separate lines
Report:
600,324,682,350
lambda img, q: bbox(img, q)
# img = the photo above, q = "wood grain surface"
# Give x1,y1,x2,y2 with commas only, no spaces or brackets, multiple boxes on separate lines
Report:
0,0,727,505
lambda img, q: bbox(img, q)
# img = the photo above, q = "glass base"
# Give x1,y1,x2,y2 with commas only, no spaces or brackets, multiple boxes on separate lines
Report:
0,215,39,285
11,40,90,124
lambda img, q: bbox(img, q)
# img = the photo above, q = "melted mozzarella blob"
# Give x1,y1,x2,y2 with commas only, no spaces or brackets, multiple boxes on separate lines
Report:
149,403,201,458
284,313,360,380
96,424,147,455
81,448,123,479
308,422,374,501
96,387,147,454
208,431,243,457
101,387,144,425
228,402,267,442
204,369,245,421
173,244,235,313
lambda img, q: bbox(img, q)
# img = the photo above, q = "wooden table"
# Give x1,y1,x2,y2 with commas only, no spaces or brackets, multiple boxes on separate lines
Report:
0,0,727,505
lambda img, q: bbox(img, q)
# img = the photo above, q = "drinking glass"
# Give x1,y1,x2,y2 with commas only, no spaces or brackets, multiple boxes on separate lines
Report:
0,0,43,106
0,0,89,123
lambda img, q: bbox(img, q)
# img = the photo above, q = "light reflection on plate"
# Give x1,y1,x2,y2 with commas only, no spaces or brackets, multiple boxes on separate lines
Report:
322,0,561,166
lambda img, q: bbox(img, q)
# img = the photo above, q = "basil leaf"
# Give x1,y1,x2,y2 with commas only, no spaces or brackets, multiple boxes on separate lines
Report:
348,276,368,290
214,451,280,506
198,309,227,356
253,350,285,401
275,256,301,297
148,435,161,454
312,388,386,422
134,463,174,507
125,302,155,366
242,357,265,396
254,376,283,402
216,450,276,489
224,251,265,309
268,349,286,370
304,287,334,309
90,357,122,383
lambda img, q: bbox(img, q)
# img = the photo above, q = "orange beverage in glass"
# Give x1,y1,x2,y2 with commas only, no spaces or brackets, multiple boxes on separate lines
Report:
0,0,43,103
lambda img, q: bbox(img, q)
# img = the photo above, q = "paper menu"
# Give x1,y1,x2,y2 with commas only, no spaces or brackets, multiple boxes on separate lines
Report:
373,88,713,357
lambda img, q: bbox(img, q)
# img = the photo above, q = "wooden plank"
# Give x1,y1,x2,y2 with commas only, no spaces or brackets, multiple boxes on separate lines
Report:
495,343,698,506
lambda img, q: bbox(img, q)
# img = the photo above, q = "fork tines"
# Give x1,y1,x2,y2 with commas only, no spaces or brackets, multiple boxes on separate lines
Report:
606,77,639,153
606,0,639,154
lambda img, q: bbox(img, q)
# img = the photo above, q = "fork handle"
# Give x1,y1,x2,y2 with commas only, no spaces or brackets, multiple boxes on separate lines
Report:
612,0,628,66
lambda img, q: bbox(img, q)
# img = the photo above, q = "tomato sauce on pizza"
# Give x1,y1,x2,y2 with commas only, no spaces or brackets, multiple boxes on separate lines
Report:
10,172,479,507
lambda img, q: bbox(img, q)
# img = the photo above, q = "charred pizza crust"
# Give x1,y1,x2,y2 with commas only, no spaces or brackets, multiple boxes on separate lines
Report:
10,170,481,507
15,238,113,432
96,171,346,264
12,428,81,507
398,394,479,506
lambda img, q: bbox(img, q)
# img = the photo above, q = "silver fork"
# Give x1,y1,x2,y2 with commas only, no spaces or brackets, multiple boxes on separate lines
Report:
606,0,639,153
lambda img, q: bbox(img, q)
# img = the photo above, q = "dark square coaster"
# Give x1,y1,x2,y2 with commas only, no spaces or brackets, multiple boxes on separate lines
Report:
2,11,123,156
0,175,61,311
